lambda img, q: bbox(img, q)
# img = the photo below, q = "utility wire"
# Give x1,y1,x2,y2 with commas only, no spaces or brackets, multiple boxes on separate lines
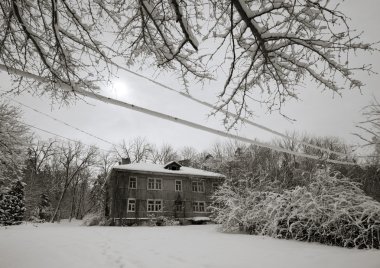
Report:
74,90,361,166
6,97,118,148
11,94,375,160
1,62,353,158
112,63,351,158
22,122,111,153
0,64,361,166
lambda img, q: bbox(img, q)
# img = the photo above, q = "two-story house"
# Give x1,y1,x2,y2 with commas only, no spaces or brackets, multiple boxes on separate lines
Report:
106,159,225,225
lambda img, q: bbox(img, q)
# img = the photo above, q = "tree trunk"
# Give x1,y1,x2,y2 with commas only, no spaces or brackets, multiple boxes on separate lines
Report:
75,185,85,219
69,186,77,222
50,185,68,223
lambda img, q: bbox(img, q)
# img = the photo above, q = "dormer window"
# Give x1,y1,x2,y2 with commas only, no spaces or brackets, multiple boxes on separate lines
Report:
164,161,182,171
168,166,180,170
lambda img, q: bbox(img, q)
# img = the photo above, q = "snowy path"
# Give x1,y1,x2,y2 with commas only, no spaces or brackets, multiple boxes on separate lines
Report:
0,223,379,268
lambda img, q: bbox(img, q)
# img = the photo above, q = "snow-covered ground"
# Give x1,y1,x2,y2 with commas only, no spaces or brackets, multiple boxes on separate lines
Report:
1,222,379,268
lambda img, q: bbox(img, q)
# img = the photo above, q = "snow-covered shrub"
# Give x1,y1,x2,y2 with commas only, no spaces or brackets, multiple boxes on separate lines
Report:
28,215,44,223
212,170,380,249
156,216,178,226
146,215,178,226
145,213,157,226
82,213,104,226
0,181,26,226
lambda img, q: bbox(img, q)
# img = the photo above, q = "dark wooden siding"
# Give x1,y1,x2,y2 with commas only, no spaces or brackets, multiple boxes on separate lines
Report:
109,170,224,220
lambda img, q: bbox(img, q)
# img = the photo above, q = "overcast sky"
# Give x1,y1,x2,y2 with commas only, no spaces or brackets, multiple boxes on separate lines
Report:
1,0,379,154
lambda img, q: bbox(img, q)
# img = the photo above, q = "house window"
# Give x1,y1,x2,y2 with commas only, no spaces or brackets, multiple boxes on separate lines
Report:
193,201,206,212
127,198,136,212
175,180,182,191
175,203,183,211
192,181,197,192
147,199,163,212
129,177,137,189
212,182,219,192
148,178,162,190
175,201,183,211
192,181,204,192
168,165,180,170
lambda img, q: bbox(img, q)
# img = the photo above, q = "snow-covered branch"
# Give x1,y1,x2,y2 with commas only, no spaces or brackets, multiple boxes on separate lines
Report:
0,0,376,125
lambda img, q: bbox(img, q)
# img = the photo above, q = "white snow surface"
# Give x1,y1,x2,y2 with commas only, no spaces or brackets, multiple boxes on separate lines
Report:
113,162,225,178
1,222,379,268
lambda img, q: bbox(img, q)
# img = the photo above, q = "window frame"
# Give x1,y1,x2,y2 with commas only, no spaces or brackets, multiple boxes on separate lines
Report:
127,198,136,212
175,203,183,212
147,199,163,212
129,176,137,189
192,180,205,193
175,180,182,192
147,178,162,190
192,201,206,212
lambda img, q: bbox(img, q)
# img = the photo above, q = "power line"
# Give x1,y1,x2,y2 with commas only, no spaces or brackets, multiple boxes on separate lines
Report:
75,90,361,166
1,64,362,166
12,95,376,160
112,63,351,158
1,63,354,158
6,96,118,148
1,64,369,166
22,122,111,153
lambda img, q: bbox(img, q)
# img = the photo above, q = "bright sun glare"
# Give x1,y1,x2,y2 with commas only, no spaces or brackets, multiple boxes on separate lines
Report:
111,79,130,98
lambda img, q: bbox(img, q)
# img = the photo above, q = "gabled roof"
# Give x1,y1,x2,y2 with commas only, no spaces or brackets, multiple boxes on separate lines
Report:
112,162,225,178
164,161,182,169
164,161,182,170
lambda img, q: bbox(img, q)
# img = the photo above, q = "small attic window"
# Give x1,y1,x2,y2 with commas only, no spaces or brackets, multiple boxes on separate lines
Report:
164,161,182,171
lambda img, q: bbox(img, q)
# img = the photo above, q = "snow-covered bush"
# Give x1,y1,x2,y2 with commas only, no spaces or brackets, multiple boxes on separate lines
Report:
156,216,178,226
82,213,105,226
146,214,178,226
212,170,380,249
0,181,26,226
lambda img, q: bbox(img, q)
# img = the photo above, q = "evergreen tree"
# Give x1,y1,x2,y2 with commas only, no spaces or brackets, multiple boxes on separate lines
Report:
0,180,26,225
37,193,51,221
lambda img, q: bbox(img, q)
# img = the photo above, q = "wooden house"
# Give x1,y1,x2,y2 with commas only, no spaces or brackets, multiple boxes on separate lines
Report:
106,159,225,225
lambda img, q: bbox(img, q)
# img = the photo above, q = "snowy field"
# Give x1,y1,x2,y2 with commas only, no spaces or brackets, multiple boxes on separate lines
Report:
1,222,379,268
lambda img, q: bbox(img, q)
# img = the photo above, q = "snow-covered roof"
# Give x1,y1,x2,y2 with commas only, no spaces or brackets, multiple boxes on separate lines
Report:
164,161,182,169
113,162,225,178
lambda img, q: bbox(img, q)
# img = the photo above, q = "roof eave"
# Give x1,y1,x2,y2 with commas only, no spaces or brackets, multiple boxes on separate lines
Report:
112,167,225,179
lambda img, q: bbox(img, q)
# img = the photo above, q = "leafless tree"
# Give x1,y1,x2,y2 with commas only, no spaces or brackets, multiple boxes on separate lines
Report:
86,151,116,215
0,0,115,100
114,137,152,163
0,102,29,189
68,168,91,221
22,138,57,217
0,0,375,125
180,146,198,160
210,140,245,159
50,141,97,222
302,135,350,160
355,98,380,164
26,139,56,185
274,132,353,168
150,143,178,164
98,151,117,175
274,131,302,166
208,0,375,124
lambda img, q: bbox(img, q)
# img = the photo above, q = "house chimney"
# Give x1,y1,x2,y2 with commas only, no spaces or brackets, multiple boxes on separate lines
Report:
121,157,131,165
